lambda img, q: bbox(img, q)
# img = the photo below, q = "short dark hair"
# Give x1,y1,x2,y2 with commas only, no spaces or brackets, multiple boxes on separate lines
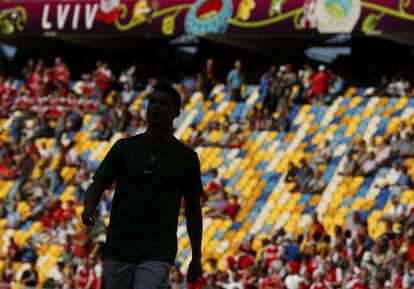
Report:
152,82,181,111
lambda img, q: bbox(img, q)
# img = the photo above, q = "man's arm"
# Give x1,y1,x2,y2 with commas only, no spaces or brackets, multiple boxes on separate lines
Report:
185,196,203,283
82,180,106,226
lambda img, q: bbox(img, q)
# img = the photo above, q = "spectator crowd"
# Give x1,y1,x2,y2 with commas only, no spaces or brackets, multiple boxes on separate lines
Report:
1,56,413,289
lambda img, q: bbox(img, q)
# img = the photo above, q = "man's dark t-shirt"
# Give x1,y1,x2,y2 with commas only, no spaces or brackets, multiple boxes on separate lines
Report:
93,134,204,265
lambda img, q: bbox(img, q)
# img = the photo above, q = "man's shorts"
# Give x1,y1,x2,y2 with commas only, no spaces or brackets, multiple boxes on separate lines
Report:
105,257,171,289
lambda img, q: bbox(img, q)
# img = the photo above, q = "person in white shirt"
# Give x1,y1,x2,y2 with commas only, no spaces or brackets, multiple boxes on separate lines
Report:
229,118,241,134
377,161,401,188
285,261,303,289
384,196,407,223
359,152,378,176
376,139,391,166
38,142,50,159
121,83,135,105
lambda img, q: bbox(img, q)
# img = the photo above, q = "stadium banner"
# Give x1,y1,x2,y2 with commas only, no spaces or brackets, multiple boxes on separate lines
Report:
0,0,414,36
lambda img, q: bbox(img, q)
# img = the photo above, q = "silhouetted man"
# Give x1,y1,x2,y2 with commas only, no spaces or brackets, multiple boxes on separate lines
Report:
82,83,204,289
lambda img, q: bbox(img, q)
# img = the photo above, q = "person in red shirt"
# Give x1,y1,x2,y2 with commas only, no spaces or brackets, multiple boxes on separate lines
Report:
225,195,240,220
72,226,90,261
206,168,223,197
27,63,43,98
390,262,407,289
81,74,95,99
52,57,71,86
310,269,332,289
0,76,16,114
62,200,77,221
7,237,22,262
302,246,319,275
87,256,103,289
260,263,284,289
300,269,313,289
41,210,53,229
310,65,330,103
75,257,94,289
407,234,414,262
346,267,371,289
94,62,112,95
260,239,278,268
325,261,343,288
51,199,65,222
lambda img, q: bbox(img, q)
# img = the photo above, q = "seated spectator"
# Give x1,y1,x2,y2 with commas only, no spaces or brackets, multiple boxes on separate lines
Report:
399,133,414,157
355,140,369,167
307,170,327,194
188,124,202,148
358,152,378,176
296,159,309,177
227,128,245,148
375,138,391,166
393,166,412,192
399,121,409,139
285,161,299,183
377,161,402,189
219,123,232,147
390,131,403,156
383,196,407,224
250,107,263,130
275,111,290,132
320,140,333,163
199,123,215,146
308,213,325,242
341,152,357,176
225,195,240,220
367,137,378,154
205,168,223,196
259,107,275,130
205,191,229,218
229,117,242,134
297,166,313,193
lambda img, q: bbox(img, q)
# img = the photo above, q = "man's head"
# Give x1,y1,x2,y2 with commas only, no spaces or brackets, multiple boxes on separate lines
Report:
234,59,242,69
147,82,181,128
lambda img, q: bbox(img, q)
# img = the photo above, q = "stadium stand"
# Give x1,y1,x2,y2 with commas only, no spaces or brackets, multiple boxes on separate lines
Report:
1,58,414,289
